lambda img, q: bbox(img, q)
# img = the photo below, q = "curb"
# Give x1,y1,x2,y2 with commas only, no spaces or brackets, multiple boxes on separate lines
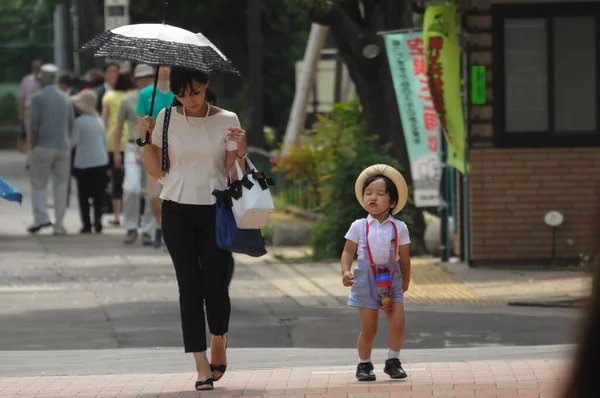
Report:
508,296,587,308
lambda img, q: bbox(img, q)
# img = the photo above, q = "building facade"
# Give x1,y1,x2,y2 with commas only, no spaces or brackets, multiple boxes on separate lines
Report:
466,0,600,265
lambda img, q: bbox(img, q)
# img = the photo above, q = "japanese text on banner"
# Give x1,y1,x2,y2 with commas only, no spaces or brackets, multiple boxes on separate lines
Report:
384,32,442,208
424,3,468,174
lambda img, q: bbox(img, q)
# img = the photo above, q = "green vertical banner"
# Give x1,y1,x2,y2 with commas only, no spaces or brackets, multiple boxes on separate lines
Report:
424,3,468,174
384,32,442,208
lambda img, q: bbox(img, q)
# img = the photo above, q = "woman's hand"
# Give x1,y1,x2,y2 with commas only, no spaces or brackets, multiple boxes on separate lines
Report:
139,116,156,138
113,151,122,169
228,127,247,157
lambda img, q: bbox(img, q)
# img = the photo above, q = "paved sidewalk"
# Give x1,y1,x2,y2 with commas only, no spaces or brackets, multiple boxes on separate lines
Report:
0,359,564,397
266,247,591,307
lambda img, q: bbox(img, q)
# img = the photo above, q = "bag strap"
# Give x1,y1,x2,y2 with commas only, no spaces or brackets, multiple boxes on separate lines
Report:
161,107,172,172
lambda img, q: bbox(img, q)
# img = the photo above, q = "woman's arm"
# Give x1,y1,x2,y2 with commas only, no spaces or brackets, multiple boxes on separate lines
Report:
101,104,110,129
137,115,164,180
144,145,164,180
70,119,80,149
225,151,245,181
225,125,247,180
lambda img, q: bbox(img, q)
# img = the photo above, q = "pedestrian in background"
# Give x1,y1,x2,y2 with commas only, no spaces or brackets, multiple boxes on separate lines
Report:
27,64,74,235
113,64,156,245
17,59,43,154
135,66,174,248
70,90,109,233
102,72,134,227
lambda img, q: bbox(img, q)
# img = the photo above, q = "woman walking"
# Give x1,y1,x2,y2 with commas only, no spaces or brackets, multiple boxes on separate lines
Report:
102,72,134,226
138,66,246,391
70,90,109,233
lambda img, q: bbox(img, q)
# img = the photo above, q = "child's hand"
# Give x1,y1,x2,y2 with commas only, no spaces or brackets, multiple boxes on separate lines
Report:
342,271,355,287
402,277,410,292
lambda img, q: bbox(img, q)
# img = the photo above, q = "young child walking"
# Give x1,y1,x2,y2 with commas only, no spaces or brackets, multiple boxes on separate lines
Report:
341,164,412,382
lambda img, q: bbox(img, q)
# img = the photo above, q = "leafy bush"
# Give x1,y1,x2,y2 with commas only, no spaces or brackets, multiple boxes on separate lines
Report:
276,100,418,259
0,92,18,129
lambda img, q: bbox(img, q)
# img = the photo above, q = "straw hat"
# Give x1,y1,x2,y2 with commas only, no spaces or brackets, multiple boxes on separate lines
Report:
354,164,408,215
71,89,98,116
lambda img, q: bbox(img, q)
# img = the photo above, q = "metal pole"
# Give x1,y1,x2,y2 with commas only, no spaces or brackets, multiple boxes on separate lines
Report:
551,226,557,263
71,0,80,75
460,8,471,266
53,3,69,69
440,134,449,262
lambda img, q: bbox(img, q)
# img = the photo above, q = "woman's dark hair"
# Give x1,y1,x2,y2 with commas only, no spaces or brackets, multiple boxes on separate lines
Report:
113,72,134,91
170,66,209,97
205,88,217,105
362,174,399,212
171,87,217,107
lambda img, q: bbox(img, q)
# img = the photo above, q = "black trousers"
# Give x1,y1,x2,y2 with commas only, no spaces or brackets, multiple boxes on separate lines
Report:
74,166,107,229
161,200,233,353
107,151,124,199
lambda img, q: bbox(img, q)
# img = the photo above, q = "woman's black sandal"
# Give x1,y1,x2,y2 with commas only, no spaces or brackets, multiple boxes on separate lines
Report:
195,378,215,391
210,364,227,381
210,336,228,381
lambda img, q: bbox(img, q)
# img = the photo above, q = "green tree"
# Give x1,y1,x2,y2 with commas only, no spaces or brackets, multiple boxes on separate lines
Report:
128,0,309,147
285,0,427,249
0,0,54,82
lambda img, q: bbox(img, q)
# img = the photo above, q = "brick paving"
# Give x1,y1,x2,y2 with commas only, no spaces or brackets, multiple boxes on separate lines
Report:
0,359,564,397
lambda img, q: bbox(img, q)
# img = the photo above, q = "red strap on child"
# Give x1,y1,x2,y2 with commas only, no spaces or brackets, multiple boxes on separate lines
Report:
365,220,399,276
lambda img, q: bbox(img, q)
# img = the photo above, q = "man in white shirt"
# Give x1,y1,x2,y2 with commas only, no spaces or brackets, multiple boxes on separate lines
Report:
113,64,156,245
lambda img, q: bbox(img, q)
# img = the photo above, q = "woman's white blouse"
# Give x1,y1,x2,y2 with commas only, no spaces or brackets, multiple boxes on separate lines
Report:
152,107,239,205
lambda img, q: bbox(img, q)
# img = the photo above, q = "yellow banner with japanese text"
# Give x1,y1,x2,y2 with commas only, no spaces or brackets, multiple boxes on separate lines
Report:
423,3,468,174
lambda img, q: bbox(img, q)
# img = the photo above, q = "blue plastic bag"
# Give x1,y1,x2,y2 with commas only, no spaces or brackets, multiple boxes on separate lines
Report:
213,189,267,257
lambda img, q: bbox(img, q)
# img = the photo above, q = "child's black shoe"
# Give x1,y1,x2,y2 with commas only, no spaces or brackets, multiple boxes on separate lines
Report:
384,358,407,379
356,362,376,381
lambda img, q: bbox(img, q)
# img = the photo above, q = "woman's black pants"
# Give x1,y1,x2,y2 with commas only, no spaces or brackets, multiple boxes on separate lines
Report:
74,166,107,229
161,200,233,353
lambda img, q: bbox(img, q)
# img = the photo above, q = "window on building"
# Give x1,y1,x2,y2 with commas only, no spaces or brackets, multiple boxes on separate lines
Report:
493,4,600,147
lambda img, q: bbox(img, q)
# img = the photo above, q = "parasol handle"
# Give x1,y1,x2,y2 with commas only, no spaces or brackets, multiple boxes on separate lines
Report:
136,1,168,147
135,65,162,147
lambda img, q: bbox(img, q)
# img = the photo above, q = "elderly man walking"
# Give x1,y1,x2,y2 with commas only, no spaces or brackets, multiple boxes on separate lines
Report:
27,64,75,235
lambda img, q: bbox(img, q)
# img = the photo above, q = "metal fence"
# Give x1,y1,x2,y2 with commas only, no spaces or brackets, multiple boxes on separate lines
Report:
248,147,320,213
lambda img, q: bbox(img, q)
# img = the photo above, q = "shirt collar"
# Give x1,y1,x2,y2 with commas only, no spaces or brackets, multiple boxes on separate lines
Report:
367,214,394,225
44,84,57,90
